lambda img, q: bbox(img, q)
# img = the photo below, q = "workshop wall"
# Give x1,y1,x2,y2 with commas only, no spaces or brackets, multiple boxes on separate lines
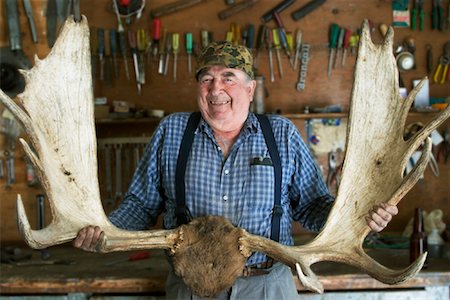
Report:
0,0,449,244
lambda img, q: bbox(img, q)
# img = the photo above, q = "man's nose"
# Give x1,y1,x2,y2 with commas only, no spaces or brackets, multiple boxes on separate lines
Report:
209,79,223,94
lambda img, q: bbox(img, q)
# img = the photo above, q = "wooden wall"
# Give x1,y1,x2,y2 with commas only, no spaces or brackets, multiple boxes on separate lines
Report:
0,0,448,244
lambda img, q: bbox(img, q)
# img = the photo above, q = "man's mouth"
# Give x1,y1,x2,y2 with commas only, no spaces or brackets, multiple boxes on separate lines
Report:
207,96,231,106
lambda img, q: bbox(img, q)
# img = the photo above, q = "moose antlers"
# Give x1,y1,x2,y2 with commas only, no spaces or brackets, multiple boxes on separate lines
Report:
1,16,449,297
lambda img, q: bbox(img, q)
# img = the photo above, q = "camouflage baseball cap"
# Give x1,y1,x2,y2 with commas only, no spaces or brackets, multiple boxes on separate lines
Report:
195,41,254,80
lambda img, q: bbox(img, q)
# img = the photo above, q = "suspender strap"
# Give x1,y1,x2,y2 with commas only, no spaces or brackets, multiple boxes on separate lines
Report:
255,114,283,242
175,112,201,226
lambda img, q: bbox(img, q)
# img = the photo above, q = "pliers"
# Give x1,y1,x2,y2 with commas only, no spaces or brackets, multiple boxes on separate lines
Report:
433,41,450,84
432,0,444,30
411,0,425,30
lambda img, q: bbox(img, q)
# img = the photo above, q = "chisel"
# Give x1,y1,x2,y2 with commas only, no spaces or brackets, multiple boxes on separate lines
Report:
291,0,327,21
261,0,295,23
128,30,141,94
23,0,38,43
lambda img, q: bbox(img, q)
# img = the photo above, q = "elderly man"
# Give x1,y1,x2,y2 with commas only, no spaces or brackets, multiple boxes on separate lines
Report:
74,41,397,299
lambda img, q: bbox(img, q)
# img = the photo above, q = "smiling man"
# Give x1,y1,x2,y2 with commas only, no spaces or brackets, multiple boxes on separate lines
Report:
74,41,398,300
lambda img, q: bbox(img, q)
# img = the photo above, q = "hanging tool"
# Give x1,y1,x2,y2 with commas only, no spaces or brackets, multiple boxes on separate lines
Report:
218,0,258,20
327,23,340,78
137,29,147,85
341,28,351,67
291,0,327,21
46,0,57,47
36,194,51,260
23,0,38,43
432,0,444,30
334,27,345,69
349,32,358,56
152,18,161,61
97,28,105,81
246,24,255,51
164,33,172,76
201,30,210,48
172,33,179,82
411,0,425,30
272,28,283,79
426,44,433,75
128,30,141,94
158,29,167,74
266,27,275,82
261,0,295,23
254,24,266,70
118,30,130,80
293,29,302,70
433,42,450,84
273,12,294,69
186,32,193,73
151,0,208,18
109,29,119,79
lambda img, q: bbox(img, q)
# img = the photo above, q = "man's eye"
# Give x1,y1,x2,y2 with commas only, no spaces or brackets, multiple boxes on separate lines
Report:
200,78,212,84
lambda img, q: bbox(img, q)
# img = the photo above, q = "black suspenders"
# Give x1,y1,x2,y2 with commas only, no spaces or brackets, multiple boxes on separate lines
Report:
175,112,282,242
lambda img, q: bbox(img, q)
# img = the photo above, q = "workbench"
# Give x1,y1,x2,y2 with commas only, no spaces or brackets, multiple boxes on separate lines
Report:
1,243,449,299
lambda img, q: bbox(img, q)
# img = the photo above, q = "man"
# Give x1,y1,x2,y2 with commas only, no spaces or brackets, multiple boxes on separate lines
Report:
74,41,398,299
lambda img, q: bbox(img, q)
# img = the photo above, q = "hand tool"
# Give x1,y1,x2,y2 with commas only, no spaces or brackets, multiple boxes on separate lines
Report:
128,30,141,94
432,0,444,30
137,29,147,84
245,24,255,51
231,23,241,45
97,28,105,81
164,33,172,76
114,144,122,201
272,28,283,79
118,31,130,80
36,194,51,260
266,27,275,82
436,129,449,163
225,31,233,43
105,250,150,266
172,33,179,82
261,0,295,23
46,0,57,47
151,0,208,18
433,42,450,84
254,24,266,69
411,0,425,30
5,150,15,187
104,29,112,86
109,29,119,79
291,0,326,21
293,29,302,70
218,0,258,20
25,156,38,187
186,32,193,73
158,29,167,74
327,23,340,77
201,30,210,48
104,144,114,206
273,12,294,69
334,27,345,69
296,43,310,91
23,0,38,43
341,28,351,67
426,44,433,75
152,18,161,61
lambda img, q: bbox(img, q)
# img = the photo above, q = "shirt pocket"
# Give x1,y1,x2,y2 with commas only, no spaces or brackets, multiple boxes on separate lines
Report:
244,163,275,211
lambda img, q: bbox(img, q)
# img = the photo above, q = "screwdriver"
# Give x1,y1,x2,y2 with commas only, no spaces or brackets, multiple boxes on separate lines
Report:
152,18,161,61
97,28,105,81
246,24,255,51
327,23,340,77
266,27,275,82
172,33,179,82
334,27,345,69
273,12,294,69
186,32,193,73
272,28,283,79
293,29,302,70
137,29,146,84
341,28,351,67
164,32,172,76
109,28,119,78
158,29,166,74
118,30,130,80
254,24,266,69
128,30,141,94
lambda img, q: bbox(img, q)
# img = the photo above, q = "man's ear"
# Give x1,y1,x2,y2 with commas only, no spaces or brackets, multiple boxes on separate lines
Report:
248,80,257,100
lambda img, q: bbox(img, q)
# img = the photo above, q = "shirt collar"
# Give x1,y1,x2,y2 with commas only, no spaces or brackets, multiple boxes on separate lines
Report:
196,112,259,135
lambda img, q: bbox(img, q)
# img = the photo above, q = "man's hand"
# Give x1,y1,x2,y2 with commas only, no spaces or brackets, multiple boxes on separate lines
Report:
366,203,398,232
73,226,104,252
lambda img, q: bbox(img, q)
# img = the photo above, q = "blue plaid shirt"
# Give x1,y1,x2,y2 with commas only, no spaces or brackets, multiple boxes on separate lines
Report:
109,112,334,265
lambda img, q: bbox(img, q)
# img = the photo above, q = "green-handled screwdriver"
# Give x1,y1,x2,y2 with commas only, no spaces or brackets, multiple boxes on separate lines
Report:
186,32,193,73
327,23,340,78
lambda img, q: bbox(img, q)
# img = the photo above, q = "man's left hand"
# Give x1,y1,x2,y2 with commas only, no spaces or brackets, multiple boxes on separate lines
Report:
366,203,398,232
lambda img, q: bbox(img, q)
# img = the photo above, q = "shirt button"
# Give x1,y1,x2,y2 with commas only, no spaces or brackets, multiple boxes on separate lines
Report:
224,169,229,175
223,195,228,201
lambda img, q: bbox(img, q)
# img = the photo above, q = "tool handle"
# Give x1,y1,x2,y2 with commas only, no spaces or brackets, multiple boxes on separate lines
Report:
278,28,288,50
272,28,280,47
411,8,417,30
151,0,205,18
266,26,273,49
172,33,179,52
137,29,146,51
432,6,438,29
419,9,425,30
295,29,302,48
438,6,444,30
343,28,351,48
118,31,127,55
98,28,105,55
337,27,345,48
246,24,255,49
186,32,193,53
109,29,117,55
152,18,161,40
291,0,327,21
329,23,340,48
256,24,266,50
201,30,209,48
128,30,136,50
261,0,295,23
218,0,257,20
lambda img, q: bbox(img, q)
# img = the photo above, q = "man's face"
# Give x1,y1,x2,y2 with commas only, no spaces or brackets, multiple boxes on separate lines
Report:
197,66,256,132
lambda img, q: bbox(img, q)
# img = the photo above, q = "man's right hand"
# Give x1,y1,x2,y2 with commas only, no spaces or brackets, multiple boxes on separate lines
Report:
73,226,104,252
